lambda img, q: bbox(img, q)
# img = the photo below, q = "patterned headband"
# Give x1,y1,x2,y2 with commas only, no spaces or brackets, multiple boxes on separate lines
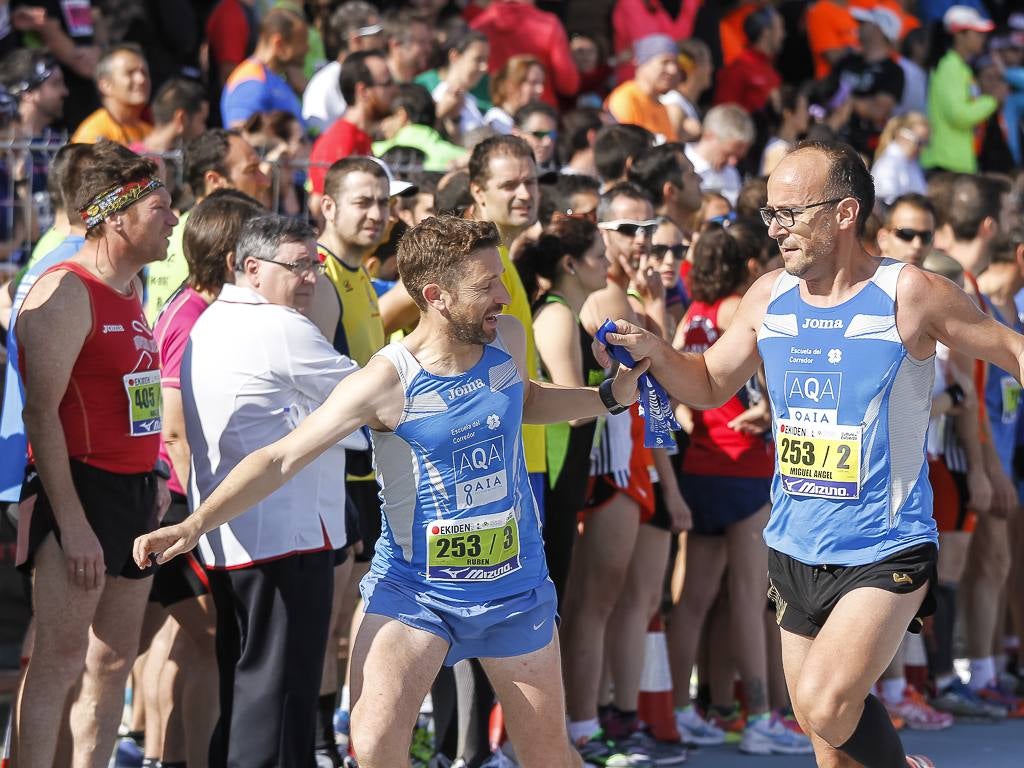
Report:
79,177,164,231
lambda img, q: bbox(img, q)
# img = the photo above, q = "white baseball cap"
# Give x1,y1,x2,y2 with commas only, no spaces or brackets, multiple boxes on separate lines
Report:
943,5,995,34
368,156,418,198
850,6,902,45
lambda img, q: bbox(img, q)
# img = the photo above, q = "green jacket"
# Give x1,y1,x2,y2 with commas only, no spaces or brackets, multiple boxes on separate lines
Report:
373,124,468,173
921,50,998,173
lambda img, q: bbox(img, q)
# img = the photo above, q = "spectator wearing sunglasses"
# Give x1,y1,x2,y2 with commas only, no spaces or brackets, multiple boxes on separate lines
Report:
872,112,929,207
514,101,559,173
0,50,67,140
877,193,936,268
651,216,690,329
0,50,69,237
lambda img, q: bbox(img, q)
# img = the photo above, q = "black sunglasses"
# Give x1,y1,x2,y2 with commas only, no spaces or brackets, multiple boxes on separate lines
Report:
892,227,934,245
527,129,557,140
650,243,688,260
9,57,55,97
598,219,659,238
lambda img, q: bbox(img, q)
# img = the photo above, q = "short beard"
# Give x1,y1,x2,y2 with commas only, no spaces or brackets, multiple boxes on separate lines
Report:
446,306,494,346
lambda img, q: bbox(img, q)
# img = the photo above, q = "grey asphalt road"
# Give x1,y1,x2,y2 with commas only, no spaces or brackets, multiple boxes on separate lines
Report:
679,719,1024,766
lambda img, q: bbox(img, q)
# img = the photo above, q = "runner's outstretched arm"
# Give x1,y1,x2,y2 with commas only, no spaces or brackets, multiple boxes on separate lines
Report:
909,267,1024,383
597,270,776,409
133,357,399,566
497,314,648,424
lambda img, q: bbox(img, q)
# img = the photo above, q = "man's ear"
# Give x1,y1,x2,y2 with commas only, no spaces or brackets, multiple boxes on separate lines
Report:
662,180,676,208
321,193,337,221
979,215,999,242
469,181,486,209
423,282,446,311
204,170,227,195
836,198,859,231
876,226,890,254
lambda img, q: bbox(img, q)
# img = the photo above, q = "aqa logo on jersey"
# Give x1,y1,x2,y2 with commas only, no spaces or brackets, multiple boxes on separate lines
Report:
453,435,507,510
784,371,841,424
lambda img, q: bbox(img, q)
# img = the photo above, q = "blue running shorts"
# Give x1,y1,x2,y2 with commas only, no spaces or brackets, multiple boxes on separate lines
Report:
360,570,557,666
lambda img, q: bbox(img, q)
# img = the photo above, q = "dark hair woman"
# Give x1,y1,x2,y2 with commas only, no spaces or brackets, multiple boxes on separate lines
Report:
515,216,608,603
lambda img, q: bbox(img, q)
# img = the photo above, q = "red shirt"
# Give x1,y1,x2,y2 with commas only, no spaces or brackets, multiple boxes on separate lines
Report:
206,0,252,71
469,0,579,106
611,0,702,83
308,119,372,195
714,47,781,114
680,297,775,478
21,262,161,475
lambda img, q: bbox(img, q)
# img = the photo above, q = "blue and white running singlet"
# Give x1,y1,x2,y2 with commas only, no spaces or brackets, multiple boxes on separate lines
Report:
757,260,939,566
983,298,1023,475
366,333,549,599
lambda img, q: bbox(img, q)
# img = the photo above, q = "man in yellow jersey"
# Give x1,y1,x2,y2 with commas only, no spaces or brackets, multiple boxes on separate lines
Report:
144,129,270,322
468,135,547,498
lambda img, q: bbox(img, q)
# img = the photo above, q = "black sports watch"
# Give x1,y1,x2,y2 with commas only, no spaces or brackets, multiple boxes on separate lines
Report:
599,378,630,415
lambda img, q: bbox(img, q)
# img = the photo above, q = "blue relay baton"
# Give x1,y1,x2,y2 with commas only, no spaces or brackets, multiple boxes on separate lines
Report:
595,319,680,449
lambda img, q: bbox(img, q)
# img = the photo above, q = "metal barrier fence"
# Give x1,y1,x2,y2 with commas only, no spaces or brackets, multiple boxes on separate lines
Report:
0,137,430,273
0,137,327,273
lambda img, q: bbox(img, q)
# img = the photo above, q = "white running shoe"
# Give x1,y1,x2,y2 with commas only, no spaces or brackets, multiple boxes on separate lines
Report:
739,713,814,755
674,706,726,746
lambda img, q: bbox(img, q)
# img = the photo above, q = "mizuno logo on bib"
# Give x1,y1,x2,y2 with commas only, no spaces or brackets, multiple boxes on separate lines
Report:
426,508,522,581
777,419,862,499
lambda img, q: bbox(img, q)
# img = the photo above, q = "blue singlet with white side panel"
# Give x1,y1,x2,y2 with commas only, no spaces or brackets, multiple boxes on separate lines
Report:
360,331,556,665
756,260,938,566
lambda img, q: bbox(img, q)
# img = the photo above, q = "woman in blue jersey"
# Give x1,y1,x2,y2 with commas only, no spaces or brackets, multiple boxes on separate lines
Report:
517,216,609,605
132,215,648,768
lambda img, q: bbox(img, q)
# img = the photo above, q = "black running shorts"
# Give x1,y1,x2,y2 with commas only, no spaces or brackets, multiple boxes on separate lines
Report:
149,492,210,606
19,460,158,579
767,543,937,638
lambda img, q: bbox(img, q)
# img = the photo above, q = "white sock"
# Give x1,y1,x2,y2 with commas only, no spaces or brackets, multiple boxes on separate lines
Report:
340,684,350,711
568,718,600,744
968,657,996,691
880,677,906,705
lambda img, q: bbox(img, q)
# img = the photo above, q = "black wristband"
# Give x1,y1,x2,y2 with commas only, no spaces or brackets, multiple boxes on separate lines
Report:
599,378,630,415
945,383,965,407
153,459,171,480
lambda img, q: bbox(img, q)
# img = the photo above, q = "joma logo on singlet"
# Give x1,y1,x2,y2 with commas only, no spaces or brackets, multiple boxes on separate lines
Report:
102,324,125,333
802,318,844,329
447,378,485,401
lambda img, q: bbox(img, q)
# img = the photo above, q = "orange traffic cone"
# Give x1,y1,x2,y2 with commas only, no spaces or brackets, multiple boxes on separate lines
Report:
637,613,680,742
488,702,506,751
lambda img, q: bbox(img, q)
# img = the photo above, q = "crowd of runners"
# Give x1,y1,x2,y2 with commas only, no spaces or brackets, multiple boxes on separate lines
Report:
1,2,1024,768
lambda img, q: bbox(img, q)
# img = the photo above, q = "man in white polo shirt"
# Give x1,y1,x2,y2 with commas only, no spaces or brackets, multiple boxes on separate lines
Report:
181,213,365,768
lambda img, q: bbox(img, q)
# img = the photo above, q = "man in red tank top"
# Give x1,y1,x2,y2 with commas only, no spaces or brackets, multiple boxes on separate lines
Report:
13,140,178,768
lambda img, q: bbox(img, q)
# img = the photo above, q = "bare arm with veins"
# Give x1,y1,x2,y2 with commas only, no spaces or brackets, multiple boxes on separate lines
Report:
598,270,776,409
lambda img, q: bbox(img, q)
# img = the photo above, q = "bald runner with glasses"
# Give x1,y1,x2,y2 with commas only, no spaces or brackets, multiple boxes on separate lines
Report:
598,140,1024,768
